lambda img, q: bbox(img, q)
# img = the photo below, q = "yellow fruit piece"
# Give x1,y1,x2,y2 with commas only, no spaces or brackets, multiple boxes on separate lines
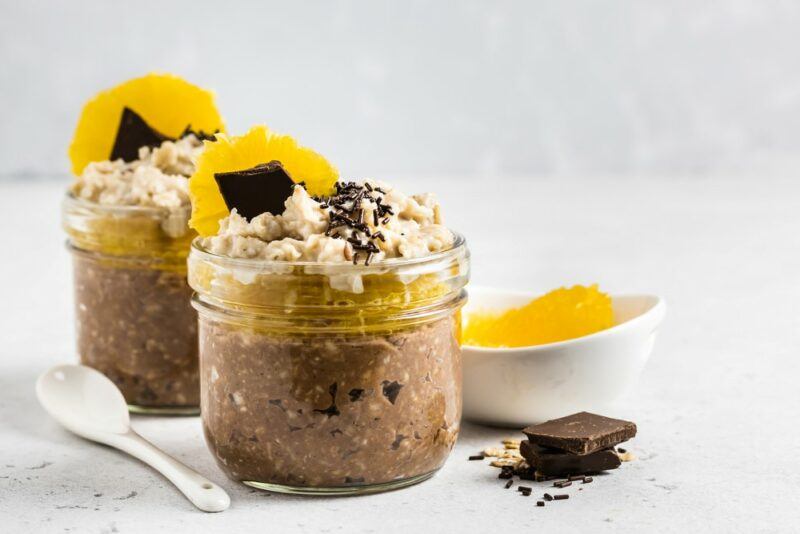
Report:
189,125,339,236
69,73,225,175
463,284,613,348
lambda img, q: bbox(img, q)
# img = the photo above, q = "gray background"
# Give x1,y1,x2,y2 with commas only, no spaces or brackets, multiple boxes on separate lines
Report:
2,0,799,179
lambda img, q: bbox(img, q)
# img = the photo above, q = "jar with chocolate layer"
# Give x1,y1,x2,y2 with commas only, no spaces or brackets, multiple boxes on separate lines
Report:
188,234,469,495
62,194,199,414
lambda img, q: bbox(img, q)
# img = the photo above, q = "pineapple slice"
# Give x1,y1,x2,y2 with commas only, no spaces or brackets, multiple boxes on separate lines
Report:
69,73,224,175
189,125,338,237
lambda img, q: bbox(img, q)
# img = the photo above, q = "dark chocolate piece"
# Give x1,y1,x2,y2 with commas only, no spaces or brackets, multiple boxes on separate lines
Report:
498,466,514,479
554,480,572,488
179,124,218,142
514,463,536,481
110,107,170,162
520,440,621,477
468,455,484,461
522,412,636,455
381,381,404,404
214,161,296,220
554,494,569,500
517,486,532,493
504,480,513,489
312,382,340,417
543,493,553,501
536,501,545,507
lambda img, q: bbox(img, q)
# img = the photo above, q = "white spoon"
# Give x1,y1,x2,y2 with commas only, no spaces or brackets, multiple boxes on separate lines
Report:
36,364,230,512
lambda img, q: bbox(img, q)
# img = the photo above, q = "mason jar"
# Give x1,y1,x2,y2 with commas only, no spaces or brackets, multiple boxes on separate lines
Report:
188,234,470,495
62,194,200,414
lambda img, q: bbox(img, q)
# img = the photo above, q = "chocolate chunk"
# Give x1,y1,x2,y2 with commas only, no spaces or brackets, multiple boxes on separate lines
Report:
313,382,340,417
522,412,637,455
214,161,296,220
348,388,365,402
554,494,569,500
140,386,158,402
536,501,545,507
517,486,532,493
179,124,218,142
504,480,514,489
268,399,286,411
543,493,553,501
381,380,404,405
520,441,621,476
390,434,407,450
554,480,572,488
514,463,536,481
498,466,514,479
468,455,484,461
110,107,171,162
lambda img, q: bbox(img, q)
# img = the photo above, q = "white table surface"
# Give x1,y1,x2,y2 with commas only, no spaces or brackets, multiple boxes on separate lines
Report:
1,176,798,533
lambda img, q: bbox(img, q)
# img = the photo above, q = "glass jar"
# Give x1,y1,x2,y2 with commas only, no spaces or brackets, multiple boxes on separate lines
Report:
62,194,200,414
188,234,470,495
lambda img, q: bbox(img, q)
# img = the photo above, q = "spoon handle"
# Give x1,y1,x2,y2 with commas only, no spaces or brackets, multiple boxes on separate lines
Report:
107,430,230,512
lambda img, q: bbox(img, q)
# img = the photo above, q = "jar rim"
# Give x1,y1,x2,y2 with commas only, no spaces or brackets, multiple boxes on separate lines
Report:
190,231,467,271
63,191,192,218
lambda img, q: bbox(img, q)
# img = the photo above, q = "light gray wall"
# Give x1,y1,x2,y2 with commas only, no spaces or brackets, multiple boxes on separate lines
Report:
1,0,799,179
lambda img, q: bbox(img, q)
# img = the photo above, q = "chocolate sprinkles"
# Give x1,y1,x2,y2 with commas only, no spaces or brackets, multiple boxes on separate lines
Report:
313,181,394,265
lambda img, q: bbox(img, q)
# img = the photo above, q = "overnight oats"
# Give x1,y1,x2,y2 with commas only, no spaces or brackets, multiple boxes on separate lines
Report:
63,74,224,414
187,126,470,494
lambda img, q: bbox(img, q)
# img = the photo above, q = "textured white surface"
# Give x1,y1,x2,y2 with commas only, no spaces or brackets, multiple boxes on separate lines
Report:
1,176,799,533
3,1,800,177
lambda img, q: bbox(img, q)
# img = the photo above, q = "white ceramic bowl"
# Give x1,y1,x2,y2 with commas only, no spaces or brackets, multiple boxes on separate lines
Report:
462,286,666,427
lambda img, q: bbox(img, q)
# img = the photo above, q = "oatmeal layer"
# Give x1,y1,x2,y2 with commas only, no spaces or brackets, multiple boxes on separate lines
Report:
199,316,461,487
73,252,199,408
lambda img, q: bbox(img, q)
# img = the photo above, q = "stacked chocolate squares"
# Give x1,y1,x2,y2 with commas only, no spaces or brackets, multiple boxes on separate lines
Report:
520,412,637,477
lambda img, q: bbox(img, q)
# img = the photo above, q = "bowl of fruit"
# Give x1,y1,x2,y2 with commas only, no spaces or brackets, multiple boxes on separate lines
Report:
461,285,665,427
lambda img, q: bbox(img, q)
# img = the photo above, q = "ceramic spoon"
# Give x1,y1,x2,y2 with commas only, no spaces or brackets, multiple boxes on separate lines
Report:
36,364,230,512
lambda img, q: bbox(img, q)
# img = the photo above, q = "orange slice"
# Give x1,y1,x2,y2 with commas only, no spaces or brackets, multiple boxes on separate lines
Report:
189,125,338,236
464,284,614,348
68,73,224,175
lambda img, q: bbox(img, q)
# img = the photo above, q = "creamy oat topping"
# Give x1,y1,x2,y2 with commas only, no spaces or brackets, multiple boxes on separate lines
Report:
201,182,454,263
70,135,204,212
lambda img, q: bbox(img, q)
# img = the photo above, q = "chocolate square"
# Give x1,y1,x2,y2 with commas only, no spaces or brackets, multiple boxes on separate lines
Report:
520,440,621,476
522,412,636,455
214,161,296,220
110,107,171,162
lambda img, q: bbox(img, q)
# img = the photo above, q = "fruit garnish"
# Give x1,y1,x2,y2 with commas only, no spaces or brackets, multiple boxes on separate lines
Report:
463,284,613,348
189,125,338,236
69,73,224,175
